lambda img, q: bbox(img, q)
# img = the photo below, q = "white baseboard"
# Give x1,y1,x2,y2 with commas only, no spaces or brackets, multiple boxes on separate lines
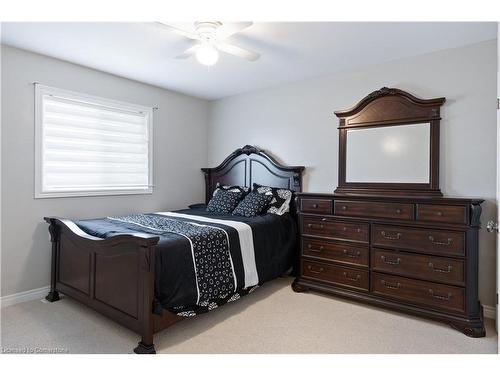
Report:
483,304,497,319
0,285,50,308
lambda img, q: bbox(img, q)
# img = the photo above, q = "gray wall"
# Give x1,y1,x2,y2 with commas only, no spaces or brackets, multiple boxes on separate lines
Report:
1,40,497,308
1,45,209,296
208,40,498,307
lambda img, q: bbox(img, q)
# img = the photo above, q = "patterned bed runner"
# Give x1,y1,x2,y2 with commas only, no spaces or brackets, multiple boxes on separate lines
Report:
108,214,238,309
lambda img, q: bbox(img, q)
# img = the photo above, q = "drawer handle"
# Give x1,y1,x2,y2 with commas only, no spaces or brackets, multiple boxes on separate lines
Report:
428,262,452,273
381,280,401,290
344,226,362,233
307,265,324,274
428,289,452,301
307,244,325,253
341,205,348,211
428,236,453,246
380,231,401,240
396,209,402,214
312,204,318,208
342,272,361,282
380,255,401,265
436,211,443,216
307,223,324,229
343,249,361,258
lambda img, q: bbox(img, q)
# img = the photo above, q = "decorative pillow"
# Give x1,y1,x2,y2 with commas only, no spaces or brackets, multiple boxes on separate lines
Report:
252,183,294,215
206,190,244,214
212,182,249,197
232,192,273,217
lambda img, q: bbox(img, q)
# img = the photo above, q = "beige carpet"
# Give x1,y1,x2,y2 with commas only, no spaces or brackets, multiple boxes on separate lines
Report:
1,277,497,354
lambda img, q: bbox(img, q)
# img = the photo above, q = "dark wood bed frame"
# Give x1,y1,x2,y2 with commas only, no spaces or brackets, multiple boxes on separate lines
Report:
44,145,304,354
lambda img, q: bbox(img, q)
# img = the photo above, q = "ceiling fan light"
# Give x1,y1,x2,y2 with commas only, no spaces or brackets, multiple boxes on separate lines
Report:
195,43,219,66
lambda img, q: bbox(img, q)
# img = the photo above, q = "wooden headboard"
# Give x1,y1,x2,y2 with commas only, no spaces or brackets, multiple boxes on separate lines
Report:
201,145,305,204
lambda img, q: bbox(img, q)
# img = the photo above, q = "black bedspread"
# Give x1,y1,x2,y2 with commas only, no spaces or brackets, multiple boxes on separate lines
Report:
74,208,297,315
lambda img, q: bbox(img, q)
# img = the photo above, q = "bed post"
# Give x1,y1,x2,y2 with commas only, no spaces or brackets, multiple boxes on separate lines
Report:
201,167,212,204
45,218,60,302
133,243,157,354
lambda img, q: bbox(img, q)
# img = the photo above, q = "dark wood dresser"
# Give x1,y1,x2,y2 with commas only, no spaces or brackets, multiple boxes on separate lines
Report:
292,193,485,336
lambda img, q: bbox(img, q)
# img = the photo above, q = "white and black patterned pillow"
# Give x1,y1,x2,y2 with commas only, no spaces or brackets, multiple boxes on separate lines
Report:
212,182,249,197
232,192,273,217
252,183,293,215
206,190,244,214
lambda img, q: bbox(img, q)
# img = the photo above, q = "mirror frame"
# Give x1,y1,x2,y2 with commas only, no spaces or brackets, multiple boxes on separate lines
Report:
334,87,446,198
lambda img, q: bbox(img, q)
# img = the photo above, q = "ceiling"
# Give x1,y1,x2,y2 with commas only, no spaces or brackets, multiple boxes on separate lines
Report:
1,22,496,100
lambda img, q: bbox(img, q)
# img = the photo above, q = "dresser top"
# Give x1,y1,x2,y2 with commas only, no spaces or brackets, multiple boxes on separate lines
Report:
296,192,484,205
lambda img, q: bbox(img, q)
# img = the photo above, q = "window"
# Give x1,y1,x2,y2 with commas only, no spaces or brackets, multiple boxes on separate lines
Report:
35,85,153,198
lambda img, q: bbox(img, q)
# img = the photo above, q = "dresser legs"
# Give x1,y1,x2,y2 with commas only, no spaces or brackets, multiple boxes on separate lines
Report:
449,319,486,338
291,279,310,293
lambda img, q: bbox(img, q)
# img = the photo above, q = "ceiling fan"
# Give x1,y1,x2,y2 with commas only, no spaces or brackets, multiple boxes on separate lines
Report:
155,21,260,66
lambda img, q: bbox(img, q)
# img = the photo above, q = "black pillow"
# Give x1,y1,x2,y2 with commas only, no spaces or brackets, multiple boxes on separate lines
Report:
232,192,273,217
212,183,249,197
252,183,293,215
206,190,244,214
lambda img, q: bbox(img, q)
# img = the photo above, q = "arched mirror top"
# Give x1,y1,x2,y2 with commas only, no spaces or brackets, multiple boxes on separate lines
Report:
334,87,446,198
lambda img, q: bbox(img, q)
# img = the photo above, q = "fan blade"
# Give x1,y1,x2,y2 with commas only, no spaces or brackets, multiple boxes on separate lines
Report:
174,44,200,59
216,22,253,40
216,42,260,61
154,22,201,41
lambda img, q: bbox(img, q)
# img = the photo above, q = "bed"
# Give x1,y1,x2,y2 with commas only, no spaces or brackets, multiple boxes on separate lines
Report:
44,145,305,354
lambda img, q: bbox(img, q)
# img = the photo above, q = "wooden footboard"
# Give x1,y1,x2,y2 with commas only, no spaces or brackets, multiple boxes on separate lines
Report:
44,217,181,354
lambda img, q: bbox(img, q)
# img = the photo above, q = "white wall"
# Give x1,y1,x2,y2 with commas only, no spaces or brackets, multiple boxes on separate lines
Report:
1,45,209,297
208,40,498,307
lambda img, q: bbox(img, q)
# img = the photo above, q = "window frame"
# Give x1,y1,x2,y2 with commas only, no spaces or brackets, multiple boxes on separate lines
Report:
34,84,154,199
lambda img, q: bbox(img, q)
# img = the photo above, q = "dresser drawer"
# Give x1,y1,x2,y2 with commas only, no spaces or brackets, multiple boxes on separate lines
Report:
334,200,414,220
372,225,465,257
302,216,369,243
301,198,332,214
371,248,465,285
302,260,369,291
372,272,465,313
416,204,467,224
302,238,369,267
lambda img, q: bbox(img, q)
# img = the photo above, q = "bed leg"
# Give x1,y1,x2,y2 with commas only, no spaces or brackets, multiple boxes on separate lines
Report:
45,290,60,302
45,219,60,302
134,340,156,354
134,244,156,354
134,315,155,354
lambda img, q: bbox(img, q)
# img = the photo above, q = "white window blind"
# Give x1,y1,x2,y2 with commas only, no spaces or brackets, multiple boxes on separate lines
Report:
35,85,153,198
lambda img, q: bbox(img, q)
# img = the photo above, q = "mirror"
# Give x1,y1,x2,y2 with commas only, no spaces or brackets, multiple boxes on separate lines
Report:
334,87,445,197
345,123,430,184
